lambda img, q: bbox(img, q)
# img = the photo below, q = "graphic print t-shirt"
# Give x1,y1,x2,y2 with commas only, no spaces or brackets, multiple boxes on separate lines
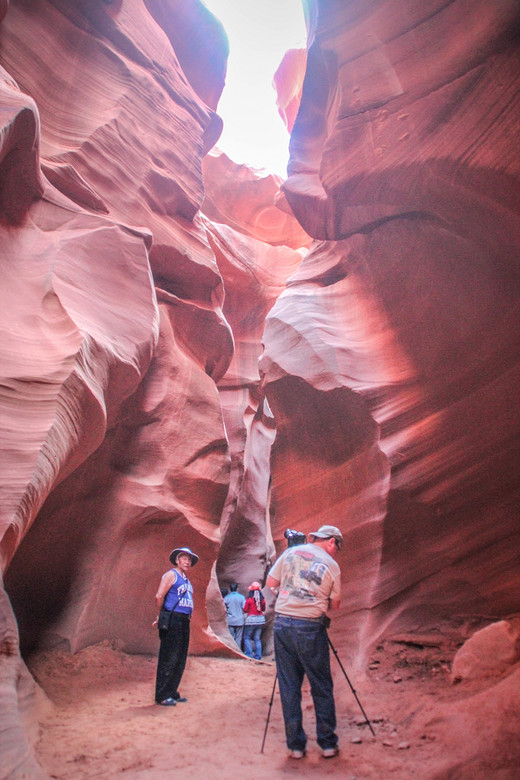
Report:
164,570,193,615
268,543,341,618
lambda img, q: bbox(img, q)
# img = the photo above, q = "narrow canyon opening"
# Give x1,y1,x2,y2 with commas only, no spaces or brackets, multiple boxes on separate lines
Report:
1,1,519,778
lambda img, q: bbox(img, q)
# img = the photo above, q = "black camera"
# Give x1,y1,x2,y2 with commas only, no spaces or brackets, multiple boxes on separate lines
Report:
284,528,307,547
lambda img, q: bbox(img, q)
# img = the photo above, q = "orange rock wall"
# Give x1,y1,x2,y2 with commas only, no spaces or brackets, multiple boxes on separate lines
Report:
1,0,520,775
0,1,234,774
0,0,308,772
262,0,520,662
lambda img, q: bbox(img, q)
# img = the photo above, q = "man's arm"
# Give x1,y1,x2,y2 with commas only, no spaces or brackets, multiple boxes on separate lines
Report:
266,574,280,590
328,570,341,611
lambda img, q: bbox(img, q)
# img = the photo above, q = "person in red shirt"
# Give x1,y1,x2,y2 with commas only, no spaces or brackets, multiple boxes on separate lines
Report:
243,581,266,660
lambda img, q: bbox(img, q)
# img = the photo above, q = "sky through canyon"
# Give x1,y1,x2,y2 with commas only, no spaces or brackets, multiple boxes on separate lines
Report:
202,0,306,177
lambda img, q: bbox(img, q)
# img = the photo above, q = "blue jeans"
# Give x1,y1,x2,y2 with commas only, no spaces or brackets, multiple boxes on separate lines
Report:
274,615,338,752
244,624,263,659
228,624,244,649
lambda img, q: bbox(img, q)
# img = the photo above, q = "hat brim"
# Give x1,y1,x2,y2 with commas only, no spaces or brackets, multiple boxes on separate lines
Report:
309,531,343,548
169,548,199,566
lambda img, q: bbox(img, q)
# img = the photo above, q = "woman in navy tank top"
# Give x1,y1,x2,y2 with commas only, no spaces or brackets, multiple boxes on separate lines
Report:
154,546,199,706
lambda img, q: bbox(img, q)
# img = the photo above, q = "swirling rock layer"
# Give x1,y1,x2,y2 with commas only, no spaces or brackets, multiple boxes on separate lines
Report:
262,0,520,659
0,0,233,773
1,0,519,777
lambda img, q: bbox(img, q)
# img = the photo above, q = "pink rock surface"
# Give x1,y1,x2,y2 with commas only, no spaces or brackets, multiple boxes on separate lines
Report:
203,216,303,613
0,75,160,780
0,67,43,222
261,0,520,663
143,0,228,112
6,301,231,657
202,149,311,250
0,0,234,771
273,47,307,134
451,620,520,682
432,665,520,775
1,0,519,776
0,97,158,780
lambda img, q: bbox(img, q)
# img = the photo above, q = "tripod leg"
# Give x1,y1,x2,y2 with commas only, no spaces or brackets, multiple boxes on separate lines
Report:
260,673,278,753
328,636,376,737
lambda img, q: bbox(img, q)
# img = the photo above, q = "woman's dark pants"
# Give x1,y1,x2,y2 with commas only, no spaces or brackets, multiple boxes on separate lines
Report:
155,613,190,702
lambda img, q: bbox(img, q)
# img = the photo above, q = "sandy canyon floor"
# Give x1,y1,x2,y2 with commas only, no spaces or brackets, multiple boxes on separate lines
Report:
29,636,519,779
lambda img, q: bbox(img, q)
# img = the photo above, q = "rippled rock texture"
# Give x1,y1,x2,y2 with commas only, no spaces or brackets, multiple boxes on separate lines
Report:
262,0,520,669
0,1,232,774
0,1,308,773
1,0,520,777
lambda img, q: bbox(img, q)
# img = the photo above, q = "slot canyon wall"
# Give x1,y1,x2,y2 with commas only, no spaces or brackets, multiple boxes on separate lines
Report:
263,0,520,658
0,0,519,777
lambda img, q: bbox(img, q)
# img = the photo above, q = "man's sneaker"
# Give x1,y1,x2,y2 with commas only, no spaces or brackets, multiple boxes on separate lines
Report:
289,749,305,759
157,697,176,706
322,746,339,758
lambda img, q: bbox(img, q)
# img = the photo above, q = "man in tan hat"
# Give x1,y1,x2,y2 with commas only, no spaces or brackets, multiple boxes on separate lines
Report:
266,525,343,760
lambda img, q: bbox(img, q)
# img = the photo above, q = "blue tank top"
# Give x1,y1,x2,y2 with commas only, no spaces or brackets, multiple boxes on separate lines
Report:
164,570,193,615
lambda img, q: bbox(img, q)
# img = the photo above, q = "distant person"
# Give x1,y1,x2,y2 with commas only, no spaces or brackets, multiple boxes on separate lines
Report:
224,582,246,648
243,581,266,660
153,546,199,706
266,525,343,759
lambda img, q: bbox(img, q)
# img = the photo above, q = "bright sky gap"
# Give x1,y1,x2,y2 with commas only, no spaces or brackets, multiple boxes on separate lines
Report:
202,0,307,177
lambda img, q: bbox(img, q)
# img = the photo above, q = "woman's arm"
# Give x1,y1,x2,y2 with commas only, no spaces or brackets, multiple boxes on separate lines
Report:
155,570,176,613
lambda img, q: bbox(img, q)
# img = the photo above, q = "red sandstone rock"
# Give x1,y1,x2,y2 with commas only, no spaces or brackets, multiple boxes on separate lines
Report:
261,0,520,669
451,620,520,682
143,0,229,112
203,217,303,608
202,149,311,250
0,0,235,771
6,301,232,657
0,98,159,780
0,67,43,223
1,1,520,777
430,666,520,775
273,47,307,134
